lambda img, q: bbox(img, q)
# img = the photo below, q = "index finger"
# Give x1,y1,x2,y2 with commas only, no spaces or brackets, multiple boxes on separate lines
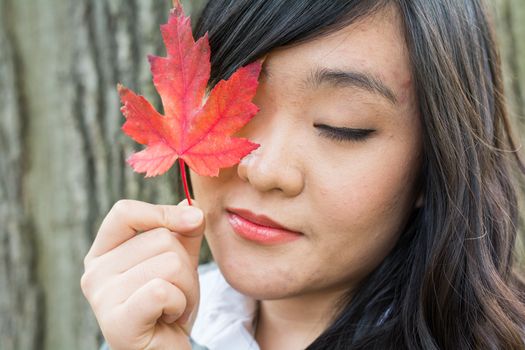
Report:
86,199,204,262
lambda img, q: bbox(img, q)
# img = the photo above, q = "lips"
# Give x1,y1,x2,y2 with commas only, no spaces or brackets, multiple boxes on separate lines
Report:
226,208,299,232
226,207,302,244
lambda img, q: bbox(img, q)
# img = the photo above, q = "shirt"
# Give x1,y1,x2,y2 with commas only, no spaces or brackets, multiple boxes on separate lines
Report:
191,262,260,350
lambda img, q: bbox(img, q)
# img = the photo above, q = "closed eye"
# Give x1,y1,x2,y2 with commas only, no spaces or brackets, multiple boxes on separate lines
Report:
314,124,375,142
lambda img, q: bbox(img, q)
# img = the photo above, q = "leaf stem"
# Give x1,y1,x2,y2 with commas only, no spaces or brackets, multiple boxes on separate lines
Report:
178,158,192,206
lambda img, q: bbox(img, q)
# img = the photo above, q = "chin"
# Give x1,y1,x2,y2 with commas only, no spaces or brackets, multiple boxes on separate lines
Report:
204,214,314,299
212,249,304,300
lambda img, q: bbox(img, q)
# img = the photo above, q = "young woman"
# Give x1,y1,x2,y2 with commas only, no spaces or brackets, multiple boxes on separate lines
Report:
81,0,525,349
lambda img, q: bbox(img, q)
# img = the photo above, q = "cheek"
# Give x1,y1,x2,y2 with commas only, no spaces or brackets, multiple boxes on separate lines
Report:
310,140,421,272
315,153,415,223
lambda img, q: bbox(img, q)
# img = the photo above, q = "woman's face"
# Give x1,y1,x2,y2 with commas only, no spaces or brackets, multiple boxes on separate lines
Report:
190,6,423,300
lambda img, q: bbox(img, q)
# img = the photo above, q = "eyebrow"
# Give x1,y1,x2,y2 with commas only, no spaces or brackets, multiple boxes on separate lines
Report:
304,67,398,104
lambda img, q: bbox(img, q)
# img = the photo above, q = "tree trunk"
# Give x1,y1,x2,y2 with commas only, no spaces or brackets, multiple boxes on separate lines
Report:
0,1,523,350
491,0,525,263
0,1,202,349
493,0,525,129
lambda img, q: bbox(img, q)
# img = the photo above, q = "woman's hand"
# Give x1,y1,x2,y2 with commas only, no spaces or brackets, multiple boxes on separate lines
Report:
81,199,205,350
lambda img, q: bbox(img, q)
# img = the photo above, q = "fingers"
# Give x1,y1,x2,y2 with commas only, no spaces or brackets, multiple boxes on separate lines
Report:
86,199,204,268
98,277,191,350
176,199,205,267
120,278,187,330
81,198,203,350
112,250,198,319
93,227,191,277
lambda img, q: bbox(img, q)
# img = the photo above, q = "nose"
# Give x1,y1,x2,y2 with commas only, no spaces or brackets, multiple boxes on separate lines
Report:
236,124,305,197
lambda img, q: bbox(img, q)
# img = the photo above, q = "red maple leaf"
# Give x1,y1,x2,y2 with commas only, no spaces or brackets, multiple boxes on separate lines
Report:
118,2,261,185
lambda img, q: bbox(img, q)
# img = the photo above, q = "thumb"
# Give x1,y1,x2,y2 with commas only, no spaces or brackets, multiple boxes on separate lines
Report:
174,198,205,268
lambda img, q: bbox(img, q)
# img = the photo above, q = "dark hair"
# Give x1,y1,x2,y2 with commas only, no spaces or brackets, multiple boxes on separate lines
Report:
193,0,525,348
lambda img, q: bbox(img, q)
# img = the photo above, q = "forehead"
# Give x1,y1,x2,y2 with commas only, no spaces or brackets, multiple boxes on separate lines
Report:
260,5,413,105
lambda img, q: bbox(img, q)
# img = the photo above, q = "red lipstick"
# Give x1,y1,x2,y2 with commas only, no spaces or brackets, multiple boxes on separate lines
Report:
226,208,302,245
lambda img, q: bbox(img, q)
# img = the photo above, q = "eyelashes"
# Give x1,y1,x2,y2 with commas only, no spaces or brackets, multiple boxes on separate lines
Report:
314,124,375,143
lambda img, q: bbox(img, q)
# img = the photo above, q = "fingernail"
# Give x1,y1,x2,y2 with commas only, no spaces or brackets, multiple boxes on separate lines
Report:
182,207,203,225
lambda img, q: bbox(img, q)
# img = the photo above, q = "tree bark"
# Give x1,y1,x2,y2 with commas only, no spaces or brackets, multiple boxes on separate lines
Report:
492,0,525,137
0,1,202,349
491,0,525,262
0,2,42,349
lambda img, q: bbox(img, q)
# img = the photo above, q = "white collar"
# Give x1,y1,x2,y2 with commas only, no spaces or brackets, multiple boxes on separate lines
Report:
191,263,261,350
